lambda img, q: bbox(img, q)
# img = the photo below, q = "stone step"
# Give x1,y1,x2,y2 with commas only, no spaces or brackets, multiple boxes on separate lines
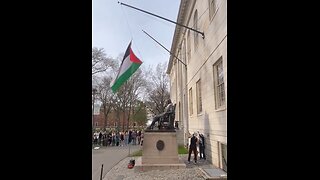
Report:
199,168,227,180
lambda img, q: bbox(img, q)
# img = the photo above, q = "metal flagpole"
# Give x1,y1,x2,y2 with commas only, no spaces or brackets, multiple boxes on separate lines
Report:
118,1,204,38
142,30,187,67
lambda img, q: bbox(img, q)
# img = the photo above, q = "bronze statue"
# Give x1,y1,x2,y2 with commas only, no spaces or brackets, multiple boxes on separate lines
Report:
147,99,175,130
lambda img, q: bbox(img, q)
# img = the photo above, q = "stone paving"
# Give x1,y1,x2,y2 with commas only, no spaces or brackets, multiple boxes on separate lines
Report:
103,154,215,180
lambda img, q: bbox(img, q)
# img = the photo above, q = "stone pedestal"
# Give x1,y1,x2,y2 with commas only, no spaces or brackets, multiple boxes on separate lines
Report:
134,131,186,172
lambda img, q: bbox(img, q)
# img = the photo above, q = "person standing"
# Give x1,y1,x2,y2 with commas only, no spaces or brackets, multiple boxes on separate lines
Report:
131,130,136,145
115,132,120,146
128,130,132,144
188,132,198,164
199,133,206,160
124,131,129,146
137,130,141,145
120,132,124,146
94,131,99,145
98,131,103,146
140,132,144,146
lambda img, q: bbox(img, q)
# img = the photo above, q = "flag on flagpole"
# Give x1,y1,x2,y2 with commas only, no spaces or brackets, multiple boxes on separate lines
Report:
111,41,143,93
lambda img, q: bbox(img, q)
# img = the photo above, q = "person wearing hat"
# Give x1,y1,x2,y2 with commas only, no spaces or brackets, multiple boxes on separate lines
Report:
188,132,198,164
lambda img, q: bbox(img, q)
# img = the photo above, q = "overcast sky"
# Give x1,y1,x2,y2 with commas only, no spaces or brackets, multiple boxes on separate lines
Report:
92,0,180,69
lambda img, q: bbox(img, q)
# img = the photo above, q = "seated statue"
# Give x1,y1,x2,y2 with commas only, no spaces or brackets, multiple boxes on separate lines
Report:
147,99,174,130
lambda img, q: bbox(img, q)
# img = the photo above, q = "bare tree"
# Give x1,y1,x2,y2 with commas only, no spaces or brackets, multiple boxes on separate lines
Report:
132,100,148,127
92,47,117,76
114,68,147,131
96,76,116,129
125,69,147,129
93,51,147,131
145,62,170,115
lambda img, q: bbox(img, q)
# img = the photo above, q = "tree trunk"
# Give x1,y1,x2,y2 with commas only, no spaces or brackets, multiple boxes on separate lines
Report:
104,113,108,130
116,109,120,132
103,105,107,130
122,110,125,132
127,104,132,130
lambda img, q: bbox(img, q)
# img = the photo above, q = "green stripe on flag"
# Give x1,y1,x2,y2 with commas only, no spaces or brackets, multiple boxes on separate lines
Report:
111,63,141,93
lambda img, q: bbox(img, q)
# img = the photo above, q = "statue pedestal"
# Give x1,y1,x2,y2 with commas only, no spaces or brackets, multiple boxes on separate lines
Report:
134,130,186,172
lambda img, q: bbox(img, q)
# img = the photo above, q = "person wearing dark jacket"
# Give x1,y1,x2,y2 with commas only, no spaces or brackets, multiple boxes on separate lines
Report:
188,132,198,164
199,133,206,160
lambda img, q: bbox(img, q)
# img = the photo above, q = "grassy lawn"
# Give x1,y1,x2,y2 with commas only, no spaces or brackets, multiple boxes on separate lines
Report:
129,145,188,157
130,150,142,157
178,145,188,154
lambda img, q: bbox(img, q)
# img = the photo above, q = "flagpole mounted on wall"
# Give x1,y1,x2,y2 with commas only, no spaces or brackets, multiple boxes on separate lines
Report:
118,1,205,39
142,30,187,68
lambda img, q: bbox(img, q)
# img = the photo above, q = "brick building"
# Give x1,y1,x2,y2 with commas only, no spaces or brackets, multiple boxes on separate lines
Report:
93,106,146,131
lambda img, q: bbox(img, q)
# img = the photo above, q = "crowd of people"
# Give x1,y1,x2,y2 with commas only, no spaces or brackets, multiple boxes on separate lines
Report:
92,129,144,147
92,128,207,165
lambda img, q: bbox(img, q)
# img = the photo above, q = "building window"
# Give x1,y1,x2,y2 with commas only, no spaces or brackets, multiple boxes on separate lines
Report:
213,58,225,109
95,122,98,127
189,88,193,115
193,10,199,49
209,0,217,20
196,79,202,114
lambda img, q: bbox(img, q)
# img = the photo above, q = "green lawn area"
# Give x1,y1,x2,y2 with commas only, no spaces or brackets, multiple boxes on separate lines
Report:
178,145,188,154
129,145,188,157
130,149,142,157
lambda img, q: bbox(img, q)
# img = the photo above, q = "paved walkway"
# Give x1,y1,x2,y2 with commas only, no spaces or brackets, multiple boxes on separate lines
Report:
92,145,142,180
104,154,216,180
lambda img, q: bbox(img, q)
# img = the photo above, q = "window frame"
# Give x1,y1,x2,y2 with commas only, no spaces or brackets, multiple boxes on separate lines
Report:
213,57,226,110
196,79,202,114
189,88,193,115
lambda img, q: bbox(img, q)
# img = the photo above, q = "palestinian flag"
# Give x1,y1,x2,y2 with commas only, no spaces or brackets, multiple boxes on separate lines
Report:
111,41,143,93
